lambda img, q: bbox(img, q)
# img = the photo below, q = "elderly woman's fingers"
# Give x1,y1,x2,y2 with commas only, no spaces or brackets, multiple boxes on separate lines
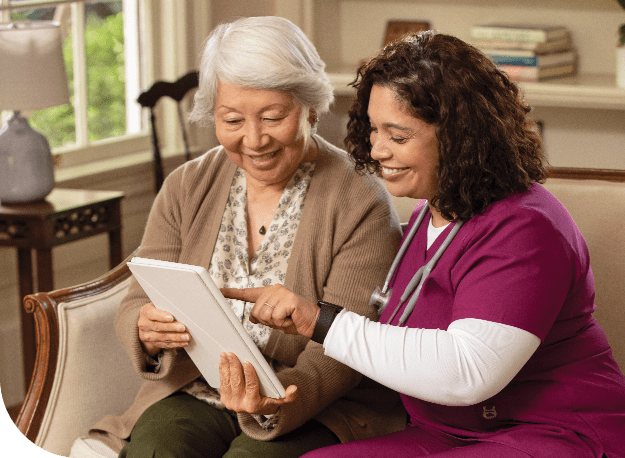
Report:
219,352,298,415
139,331,190,357
140,302,174,322
227,353,244,394
140,330,190,344
138,302,191,356
139,303,187,332
220,352,248,411
242,360,261,400
241,361,298,404
219,353,232,399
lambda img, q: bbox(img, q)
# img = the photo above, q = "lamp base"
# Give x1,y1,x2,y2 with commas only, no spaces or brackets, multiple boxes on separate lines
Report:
0,112,55,204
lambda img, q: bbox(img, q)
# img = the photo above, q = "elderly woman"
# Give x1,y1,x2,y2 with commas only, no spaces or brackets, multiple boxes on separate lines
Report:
71,16,406,458
223,31,625,458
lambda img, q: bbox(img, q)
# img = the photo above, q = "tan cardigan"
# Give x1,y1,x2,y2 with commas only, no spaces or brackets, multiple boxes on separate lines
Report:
91,136,406,450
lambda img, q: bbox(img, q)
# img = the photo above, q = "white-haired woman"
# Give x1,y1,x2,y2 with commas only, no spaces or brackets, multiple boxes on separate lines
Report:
70,16,406,458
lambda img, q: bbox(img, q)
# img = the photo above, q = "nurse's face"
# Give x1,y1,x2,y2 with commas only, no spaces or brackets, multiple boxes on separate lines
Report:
367,84,439,201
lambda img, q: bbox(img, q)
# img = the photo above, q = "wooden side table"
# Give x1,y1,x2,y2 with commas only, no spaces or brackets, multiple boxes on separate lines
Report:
0,188,124,389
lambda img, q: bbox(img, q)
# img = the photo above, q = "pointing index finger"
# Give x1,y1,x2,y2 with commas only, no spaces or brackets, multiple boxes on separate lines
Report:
221,287,266,303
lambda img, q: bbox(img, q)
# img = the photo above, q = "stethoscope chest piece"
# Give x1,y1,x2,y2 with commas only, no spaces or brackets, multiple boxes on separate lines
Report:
369,285,393,314
369,203,467,326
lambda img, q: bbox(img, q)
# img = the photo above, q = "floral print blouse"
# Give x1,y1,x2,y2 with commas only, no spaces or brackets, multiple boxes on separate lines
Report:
182,161,316,415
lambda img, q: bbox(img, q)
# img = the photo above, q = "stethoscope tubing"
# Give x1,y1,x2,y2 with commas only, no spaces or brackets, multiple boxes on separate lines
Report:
377,203,465,326
380,204,430,294
390,219,464,325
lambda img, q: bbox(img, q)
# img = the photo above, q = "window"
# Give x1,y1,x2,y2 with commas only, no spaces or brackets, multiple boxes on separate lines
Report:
0,0,148,170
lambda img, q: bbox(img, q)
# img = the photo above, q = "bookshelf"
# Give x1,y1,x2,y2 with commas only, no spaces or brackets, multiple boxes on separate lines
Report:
298,0,625,111
329,73,625,110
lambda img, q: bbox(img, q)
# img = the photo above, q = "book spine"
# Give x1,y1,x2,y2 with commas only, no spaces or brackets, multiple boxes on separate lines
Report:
471,26,547,43
500,65,539,81
500,64,574,81
473,36,571,52
490,55,538,66
489,51,575,68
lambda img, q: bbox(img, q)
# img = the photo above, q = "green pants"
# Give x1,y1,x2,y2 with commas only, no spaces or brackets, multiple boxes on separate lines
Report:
118,392,340,458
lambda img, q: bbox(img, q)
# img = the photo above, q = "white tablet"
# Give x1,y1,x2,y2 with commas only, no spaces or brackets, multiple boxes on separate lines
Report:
127,257,285,399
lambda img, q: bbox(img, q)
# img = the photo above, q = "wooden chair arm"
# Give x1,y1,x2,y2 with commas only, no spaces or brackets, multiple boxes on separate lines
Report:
546,166,625,182
15,252,135,443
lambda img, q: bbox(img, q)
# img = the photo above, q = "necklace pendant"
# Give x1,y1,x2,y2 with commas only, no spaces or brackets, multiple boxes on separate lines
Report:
259,225,266,235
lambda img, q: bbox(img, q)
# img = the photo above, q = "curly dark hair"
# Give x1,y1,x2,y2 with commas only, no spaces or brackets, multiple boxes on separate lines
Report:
345,31,546,222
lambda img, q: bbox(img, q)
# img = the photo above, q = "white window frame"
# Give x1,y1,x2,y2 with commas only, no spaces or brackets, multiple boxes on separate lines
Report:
0,0,151,174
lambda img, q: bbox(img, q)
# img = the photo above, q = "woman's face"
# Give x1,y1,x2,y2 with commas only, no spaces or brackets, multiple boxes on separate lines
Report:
368,84,439,201
214,81,315,190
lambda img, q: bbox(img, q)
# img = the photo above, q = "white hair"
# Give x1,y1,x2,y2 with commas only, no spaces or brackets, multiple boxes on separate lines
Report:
188,16,334,127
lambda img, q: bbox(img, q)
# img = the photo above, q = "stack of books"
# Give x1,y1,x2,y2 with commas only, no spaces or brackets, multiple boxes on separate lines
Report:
470,24,577,82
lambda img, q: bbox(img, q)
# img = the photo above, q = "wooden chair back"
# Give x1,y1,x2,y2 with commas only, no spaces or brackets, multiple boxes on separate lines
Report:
137,71,199,193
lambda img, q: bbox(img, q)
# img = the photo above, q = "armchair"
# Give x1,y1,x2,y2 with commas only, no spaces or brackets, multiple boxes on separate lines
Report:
13,168,625,457
15,252,143,456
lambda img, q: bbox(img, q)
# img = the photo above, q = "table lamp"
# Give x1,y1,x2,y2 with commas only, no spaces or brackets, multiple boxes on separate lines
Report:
0,21,70,204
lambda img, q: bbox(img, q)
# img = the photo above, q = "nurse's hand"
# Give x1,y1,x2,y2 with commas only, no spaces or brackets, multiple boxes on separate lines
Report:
221,285,320,338
219,352,298,415
138,302,190,357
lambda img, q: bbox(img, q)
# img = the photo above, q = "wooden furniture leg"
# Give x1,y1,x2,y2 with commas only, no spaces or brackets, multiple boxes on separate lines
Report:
17,248,35,388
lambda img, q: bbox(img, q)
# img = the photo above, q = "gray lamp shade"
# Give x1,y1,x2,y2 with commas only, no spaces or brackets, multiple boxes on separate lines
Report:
0,21,70,111
0,21,70,204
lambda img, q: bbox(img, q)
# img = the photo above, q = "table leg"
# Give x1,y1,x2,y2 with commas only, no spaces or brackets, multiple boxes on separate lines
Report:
108,228,123,270
17,248,35,392
36,249,54,293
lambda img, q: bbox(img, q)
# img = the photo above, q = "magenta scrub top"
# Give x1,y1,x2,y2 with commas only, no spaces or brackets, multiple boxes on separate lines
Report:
380,183,625,457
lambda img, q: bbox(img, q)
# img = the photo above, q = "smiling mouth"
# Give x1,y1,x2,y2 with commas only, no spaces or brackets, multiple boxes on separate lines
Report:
248,150,278,164
382,166,409,176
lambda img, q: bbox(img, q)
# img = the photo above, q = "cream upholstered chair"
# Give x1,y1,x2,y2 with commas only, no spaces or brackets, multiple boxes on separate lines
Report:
16,253,143,457
14,168,625,457
391,167,625,373
542,168,625,373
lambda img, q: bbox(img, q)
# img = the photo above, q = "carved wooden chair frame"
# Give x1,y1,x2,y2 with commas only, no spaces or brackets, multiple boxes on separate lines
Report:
15,252,135,443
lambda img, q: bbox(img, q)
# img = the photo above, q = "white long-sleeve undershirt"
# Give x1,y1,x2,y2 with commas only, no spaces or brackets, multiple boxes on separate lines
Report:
323,311,540,406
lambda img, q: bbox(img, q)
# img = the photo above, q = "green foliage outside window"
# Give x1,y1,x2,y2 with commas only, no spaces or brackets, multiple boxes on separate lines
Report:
28,12,126,148
86,12,126,142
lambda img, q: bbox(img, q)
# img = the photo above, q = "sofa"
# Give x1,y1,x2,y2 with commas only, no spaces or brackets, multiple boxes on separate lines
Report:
13,167,625,457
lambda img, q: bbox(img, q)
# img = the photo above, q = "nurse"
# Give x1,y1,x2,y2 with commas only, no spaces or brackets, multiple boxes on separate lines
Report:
222,31,625,457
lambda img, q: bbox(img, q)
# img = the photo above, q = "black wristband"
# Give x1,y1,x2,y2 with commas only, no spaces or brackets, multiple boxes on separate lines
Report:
311,301,343,344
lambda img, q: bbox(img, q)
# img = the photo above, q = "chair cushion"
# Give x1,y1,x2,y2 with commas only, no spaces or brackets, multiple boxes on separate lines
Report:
36,277,144,457
543,178,625,372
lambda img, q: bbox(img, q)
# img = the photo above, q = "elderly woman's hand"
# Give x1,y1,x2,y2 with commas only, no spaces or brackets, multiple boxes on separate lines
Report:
219,352,298,415
221,284,320,338
137,302,190,357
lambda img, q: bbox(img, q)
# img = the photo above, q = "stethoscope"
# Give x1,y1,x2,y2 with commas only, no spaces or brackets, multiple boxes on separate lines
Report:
369,203,466,326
